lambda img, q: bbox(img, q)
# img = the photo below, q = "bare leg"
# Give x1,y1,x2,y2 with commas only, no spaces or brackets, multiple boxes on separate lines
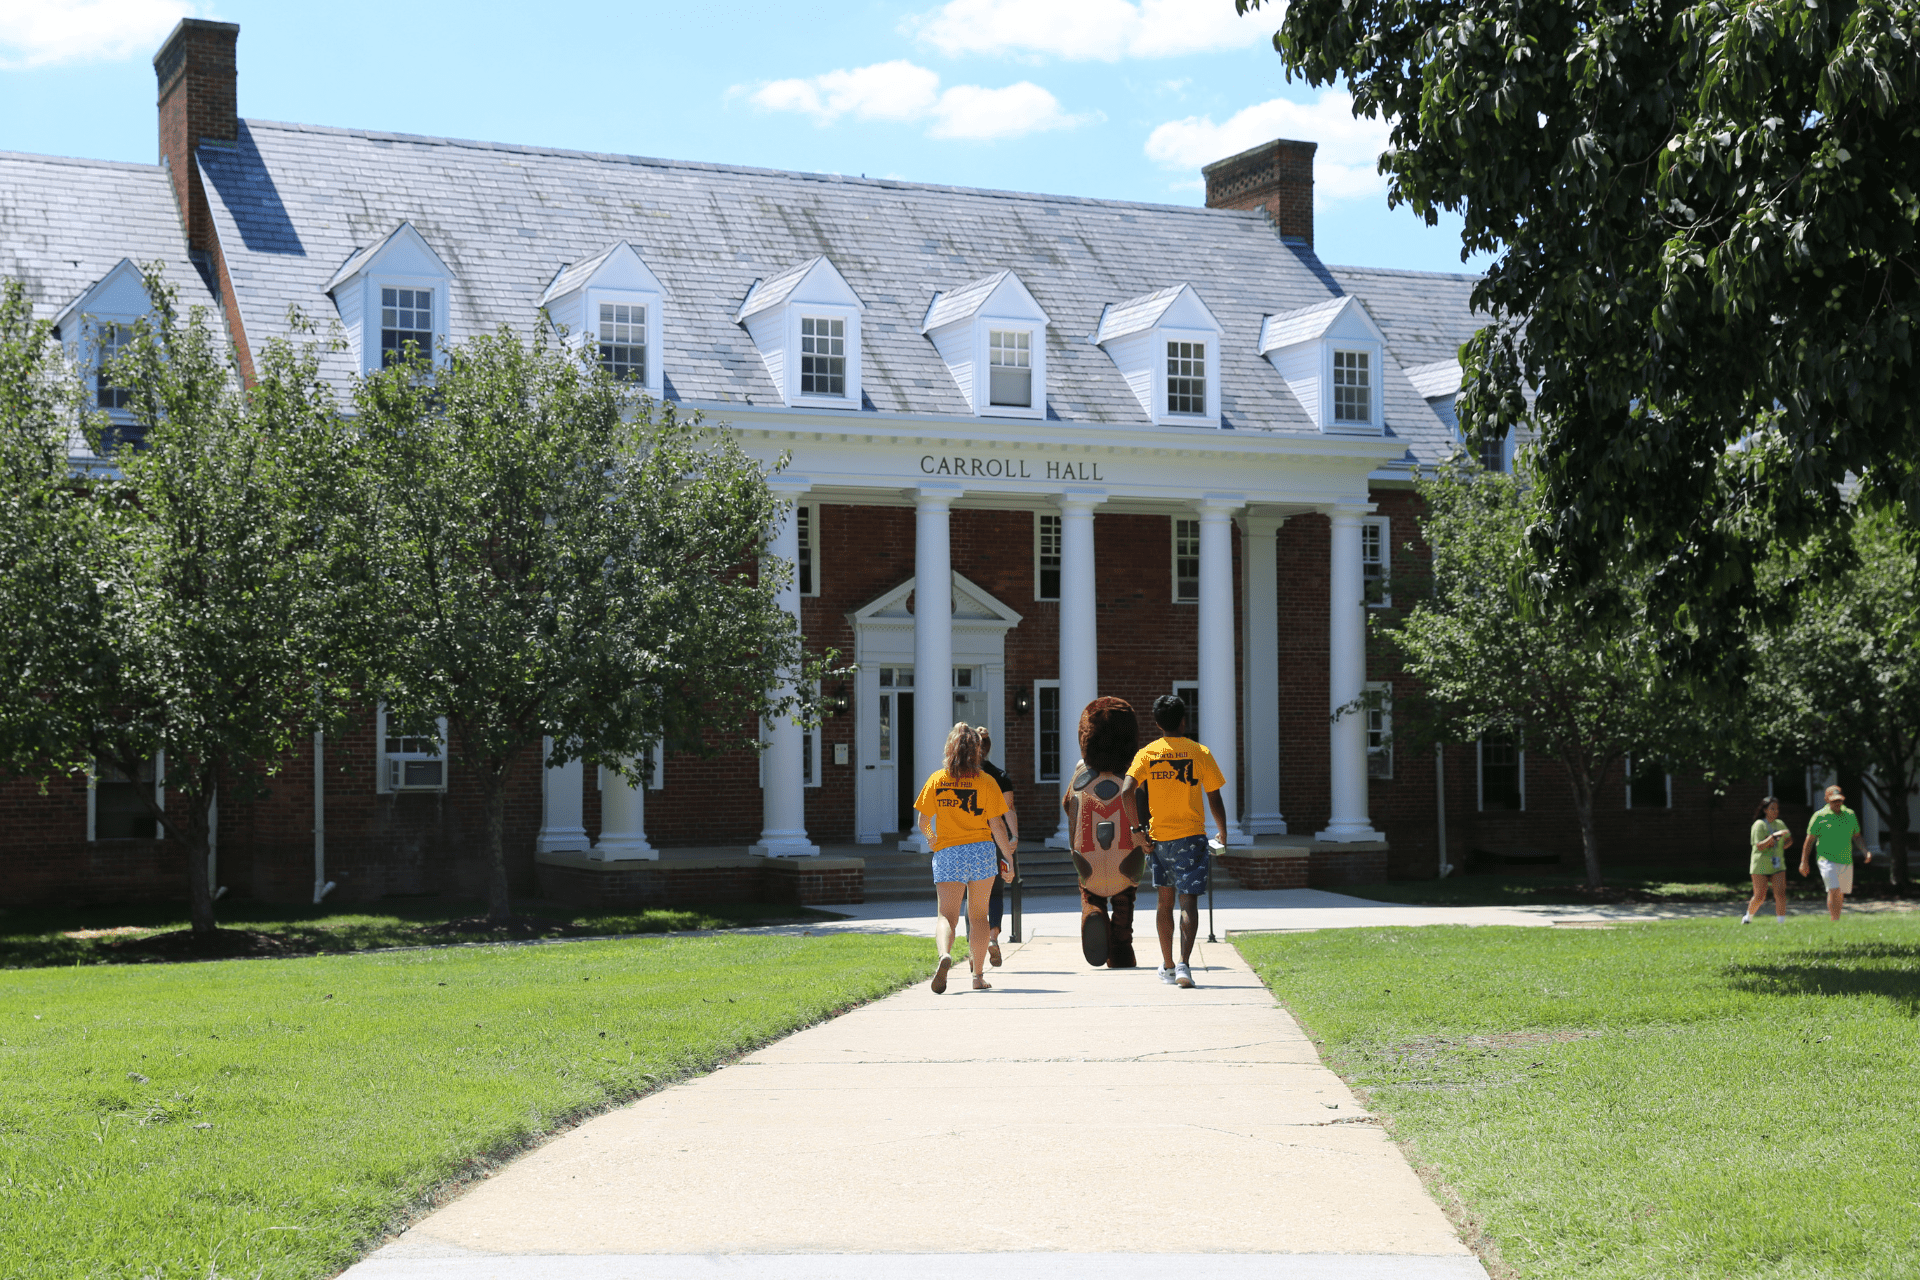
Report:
1178,892,1199,963
1828,888,1844,921
1746,874,1768,919
935,881,964,959
966,876,995,985
1156,885,1176,969
1770,872,1788,917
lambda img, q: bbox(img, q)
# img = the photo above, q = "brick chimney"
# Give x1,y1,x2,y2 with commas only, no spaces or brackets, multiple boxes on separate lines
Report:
155,18,240,255
1203,138,1316,247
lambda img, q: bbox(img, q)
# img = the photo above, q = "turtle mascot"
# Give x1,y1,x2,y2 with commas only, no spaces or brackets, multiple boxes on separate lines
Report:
1063,696,1147,968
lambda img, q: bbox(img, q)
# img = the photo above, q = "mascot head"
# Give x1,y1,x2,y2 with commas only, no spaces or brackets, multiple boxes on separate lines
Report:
1078,696,1139,775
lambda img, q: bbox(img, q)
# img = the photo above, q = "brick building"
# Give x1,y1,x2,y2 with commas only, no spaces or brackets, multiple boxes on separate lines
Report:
1,20,1771,911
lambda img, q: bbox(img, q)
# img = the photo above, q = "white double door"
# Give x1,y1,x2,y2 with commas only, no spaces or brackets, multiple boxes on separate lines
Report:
857,665,993,841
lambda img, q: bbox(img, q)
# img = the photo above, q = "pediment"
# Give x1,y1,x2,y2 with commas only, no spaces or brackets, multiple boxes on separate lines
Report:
54,258,150,333
324,222,450,294
541,240,669,307
848,571,1024,629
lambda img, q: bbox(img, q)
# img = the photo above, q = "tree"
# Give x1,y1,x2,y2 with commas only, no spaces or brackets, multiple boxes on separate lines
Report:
1752,507,1920,888
0,268,350,937
1250,0,1920,664
351,325,822,923
1383,461,1677,887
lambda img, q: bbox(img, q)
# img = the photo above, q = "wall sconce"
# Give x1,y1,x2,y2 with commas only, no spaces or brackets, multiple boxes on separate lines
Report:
1013,689,1031,716
827,685,851,718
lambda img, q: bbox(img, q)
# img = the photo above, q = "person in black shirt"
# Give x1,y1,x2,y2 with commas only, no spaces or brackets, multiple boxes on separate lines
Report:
971,726,1017,967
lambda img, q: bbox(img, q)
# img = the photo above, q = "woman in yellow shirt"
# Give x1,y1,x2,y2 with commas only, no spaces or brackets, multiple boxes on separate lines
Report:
915,723,1017,994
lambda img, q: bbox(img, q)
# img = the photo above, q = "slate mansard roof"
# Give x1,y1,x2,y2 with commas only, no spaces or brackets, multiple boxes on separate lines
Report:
188,119,1470,463
0,151,220,326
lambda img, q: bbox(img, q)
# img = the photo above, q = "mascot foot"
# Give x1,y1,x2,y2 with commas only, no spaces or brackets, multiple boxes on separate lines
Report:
1081,909,1111,967
1107,937,1138,969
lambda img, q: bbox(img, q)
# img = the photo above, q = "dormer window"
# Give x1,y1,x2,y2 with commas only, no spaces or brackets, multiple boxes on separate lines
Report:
923,271,1050,420
598,302,647,382
326,223,453,375
737,256,866,410
380,287,434,366
988,330,1032,407
800,316,846,397
1093,284,1222,427
1332,349,1371,424
1167,340,1207,415
95,323,133,411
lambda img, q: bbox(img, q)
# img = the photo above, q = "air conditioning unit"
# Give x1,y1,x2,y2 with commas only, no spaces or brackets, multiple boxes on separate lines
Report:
388,757,444,791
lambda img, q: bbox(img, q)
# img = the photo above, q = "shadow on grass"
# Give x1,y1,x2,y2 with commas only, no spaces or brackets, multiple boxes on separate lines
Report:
1724,943,1920,1014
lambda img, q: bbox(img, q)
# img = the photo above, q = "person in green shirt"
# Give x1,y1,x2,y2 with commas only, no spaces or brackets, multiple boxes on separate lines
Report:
1744,796,1791,923
1800,784,1871,920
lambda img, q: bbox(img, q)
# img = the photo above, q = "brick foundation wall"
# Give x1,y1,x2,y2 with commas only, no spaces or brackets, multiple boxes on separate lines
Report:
1308,847,1390,887
535,855,863,910
1220,850,1308,889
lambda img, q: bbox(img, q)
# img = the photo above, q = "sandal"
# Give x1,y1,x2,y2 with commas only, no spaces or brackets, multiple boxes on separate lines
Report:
931,955,952,995
972,974,992,990
988,941,1003,967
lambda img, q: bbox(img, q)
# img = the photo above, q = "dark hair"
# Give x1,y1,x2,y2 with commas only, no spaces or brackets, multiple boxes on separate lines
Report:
1753,796,1779,822
1152,694,1188,734
1078,697,1139,775
943,722,982,777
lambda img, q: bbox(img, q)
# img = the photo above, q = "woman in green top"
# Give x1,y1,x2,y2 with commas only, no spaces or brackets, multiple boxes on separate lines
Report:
1744,796,1791,923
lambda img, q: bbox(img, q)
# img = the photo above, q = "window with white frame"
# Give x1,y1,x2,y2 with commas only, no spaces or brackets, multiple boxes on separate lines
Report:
94,323,133,411
91,755,160,840
1366,682,1393,780
1478,429,1506,473
1035,513,1061,602
1625,755,1671,809
1167,340,1207,415
877,666,912,763
377,704,447,793
988,329,1033,408
1479,732,1524,811
796,504,818,597
1035,680,1061,782
800,316,846,397
1173,518,1200,603
1172,682,1200,741
1332,349,1371,424
597,302,647,383
380,287,434,366
1361,516,1391,607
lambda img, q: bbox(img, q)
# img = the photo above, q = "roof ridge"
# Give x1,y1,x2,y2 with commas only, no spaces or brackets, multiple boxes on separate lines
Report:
1328,262,1484,282
0,150,166,174
234,118,1282,219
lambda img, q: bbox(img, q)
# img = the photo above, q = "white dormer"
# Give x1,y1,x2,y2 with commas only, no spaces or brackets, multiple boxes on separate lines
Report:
1092,284,1223,427
324,222,452,374
541,242,670,402
54,258,155,456
921,270,1051,420
1259,295,1389,435
735,256,866,410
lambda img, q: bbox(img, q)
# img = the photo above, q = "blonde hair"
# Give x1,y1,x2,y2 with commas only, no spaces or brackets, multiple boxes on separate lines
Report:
974,724,992,756
944,722,982,777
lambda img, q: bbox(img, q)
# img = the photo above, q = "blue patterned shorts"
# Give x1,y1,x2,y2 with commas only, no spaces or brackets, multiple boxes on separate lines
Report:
1149,834,1211,895
932,839,999,884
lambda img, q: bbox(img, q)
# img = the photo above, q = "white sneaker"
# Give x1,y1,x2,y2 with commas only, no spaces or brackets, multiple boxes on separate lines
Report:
1156,966,1177,985
1174,962,1195,988
1773,914,1786,922
1741,914,1752,924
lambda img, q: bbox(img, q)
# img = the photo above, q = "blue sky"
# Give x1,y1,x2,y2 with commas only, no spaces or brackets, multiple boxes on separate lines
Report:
0,0,1485,275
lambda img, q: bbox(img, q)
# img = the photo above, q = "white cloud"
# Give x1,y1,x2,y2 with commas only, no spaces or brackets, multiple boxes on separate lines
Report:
1144,91,1392,205
0,0,202,70
745,62,1096,141
906,0,1269,62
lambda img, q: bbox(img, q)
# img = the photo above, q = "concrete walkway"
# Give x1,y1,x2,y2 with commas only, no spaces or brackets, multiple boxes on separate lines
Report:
346,921,1488,1279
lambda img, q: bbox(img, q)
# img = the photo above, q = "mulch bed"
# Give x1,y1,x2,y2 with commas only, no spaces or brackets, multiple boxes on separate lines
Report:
103,928,306,962
409,916,591,939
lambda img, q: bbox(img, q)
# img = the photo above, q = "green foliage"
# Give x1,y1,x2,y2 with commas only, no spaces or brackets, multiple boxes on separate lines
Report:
1253,0,1920,667
0,932,928,1279
1238,918,1920,1279
1384,463,1683,885
350,327,825,921
1751,507,1920,883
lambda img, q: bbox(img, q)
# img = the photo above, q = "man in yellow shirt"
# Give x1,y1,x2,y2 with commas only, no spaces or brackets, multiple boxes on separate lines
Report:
1124,695,1229,988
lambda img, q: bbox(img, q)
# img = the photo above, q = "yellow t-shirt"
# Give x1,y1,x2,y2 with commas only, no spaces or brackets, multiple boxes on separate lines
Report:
1127,737,1226,841
914,769,1008,851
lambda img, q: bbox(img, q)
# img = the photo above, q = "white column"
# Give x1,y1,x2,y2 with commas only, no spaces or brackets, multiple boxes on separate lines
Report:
594,762,657,860
536,741,589,853
1198,497,1251,846
1240,512,1287,835
1319,506,1384,841
909,484,959,854
1049,489,1104,846
752,481,818,857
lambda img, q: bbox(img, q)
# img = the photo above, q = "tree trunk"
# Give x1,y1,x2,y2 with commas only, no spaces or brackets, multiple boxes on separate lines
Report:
182,796,217,937
479,772,512,923
1569,769,1602,888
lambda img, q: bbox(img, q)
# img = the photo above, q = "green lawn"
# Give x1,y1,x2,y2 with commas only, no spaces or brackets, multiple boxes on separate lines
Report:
1236,917,1920,1279
0,931,929,1279
1344,865,1914,908
0,898,843,968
